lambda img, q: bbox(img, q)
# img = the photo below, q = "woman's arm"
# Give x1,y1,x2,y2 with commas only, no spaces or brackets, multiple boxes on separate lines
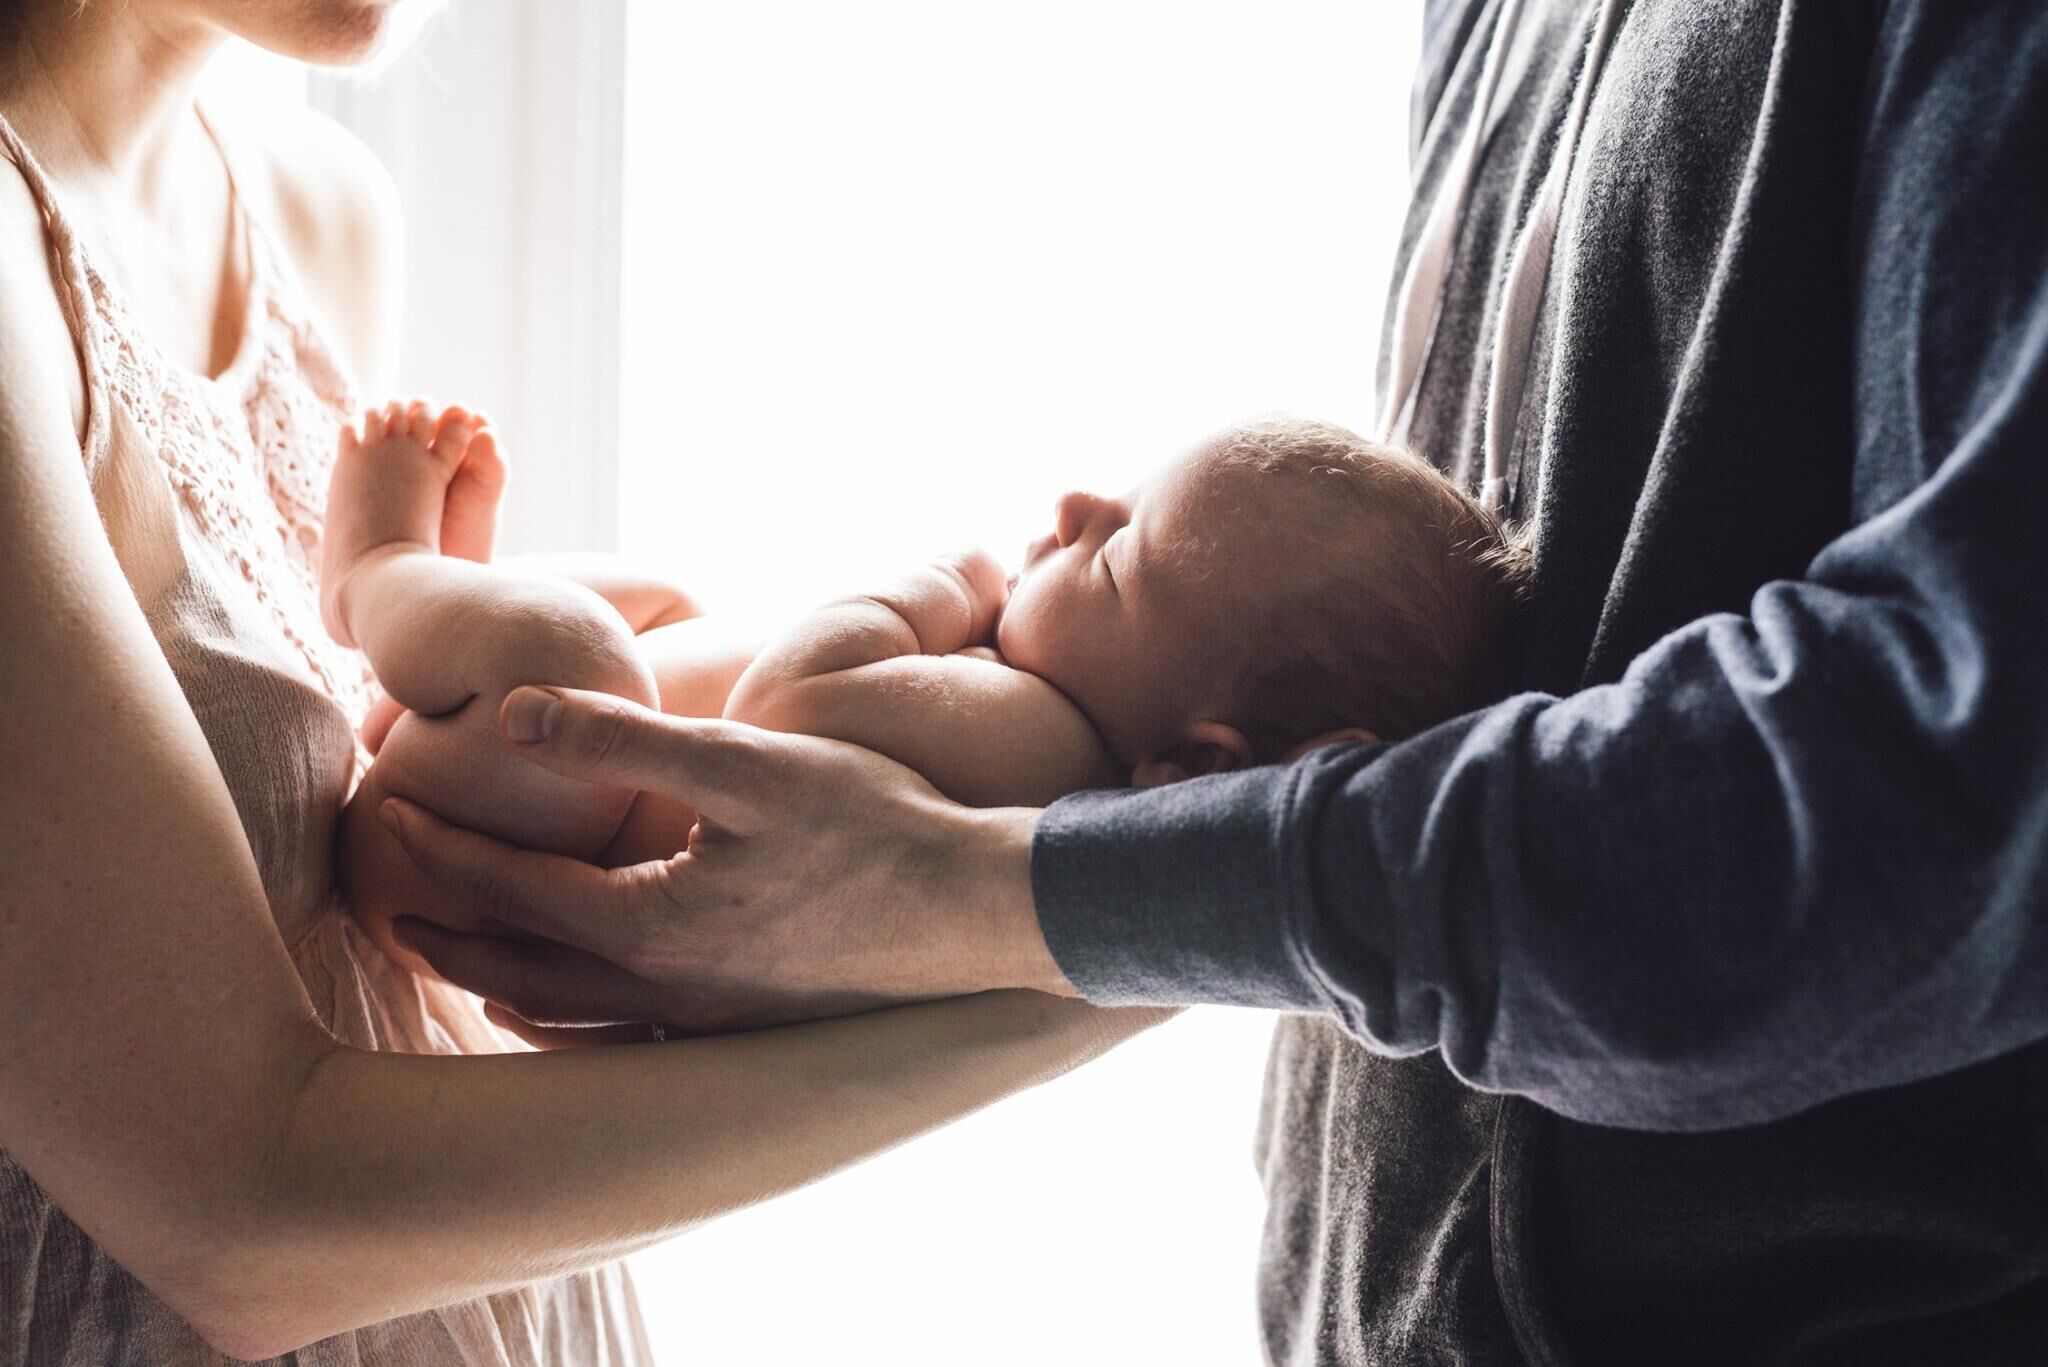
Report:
0,243,1162,1359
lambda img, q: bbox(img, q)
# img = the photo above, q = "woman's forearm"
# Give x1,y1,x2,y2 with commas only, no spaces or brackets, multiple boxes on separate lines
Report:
1,309,1155,1361
213,995,1168,1358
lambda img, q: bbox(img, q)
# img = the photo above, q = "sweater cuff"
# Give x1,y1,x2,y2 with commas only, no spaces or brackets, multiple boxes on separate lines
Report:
1029,768,1327,1011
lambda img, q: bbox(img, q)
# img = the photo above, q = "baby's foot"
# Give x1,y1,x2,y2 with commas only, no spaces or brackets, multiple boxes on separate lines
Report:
439,418,506,564
321,400,492,645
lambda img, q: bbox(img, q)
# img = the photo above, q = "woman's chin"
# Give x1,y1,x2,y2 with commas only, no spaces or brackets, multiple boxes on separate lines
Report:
221,0,437,70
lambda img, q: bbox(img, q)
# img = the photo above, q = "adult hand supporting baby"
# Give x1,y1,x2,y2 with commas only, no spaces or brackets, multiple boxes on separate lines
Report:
383,685,1076,1033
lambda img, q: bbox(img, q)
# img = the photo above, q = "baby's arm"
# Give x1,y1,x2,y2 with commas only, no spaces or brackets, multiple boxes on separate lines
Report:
724,550,1120,808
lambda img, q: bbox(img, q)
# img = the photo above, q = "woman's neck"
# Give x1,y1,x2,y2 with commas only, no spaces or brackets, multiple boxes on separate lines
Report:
0,0,224,211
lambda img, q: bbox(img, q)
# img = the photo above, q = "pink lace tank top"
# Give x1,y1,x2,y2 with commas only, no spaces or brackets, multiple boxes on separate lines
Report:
0,108,651,1366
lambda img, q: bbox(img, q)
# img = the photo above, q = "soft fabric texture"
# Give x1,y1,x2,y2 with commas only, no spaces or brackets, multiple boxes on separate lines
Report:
0,110,650,1366
1035,0,2048,1362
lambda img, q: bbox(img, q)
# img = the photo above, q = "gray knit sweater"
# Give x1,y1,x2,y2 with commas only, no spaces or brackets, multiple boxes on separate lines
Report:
1034,1,2048,1362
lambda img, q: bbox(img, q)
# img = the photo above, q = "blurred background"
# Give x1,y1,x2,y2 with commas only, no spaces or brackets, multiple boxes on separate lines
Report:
217,2,1422,1361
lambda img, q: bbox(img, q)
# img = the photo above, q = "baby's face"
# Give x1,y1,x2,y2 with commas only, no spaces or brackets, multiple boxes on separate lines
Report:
998,450,1272,765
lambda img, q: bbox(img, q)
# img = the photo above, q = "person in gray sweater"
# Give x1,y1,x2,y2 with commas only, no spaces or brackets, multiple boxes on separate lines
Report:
391,0,2048,1361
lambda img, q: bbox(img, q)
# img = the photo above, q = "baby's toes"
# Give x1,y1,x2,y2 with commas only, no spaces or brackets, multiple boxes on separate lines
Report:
432,406,478,467
438,424,508,564
462,425,506,494
403,399,437,445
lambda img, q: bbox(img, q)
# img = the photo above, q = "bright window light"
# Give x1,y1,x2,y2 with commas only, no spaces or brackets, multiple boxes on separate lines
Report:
618,3,1420,1363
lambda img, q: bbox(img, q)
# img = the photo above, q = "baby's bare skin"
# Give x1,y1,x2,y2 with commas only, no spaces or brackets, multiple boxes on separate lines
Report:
322,403,727,972
321,404,1110,975
327,408,1438,976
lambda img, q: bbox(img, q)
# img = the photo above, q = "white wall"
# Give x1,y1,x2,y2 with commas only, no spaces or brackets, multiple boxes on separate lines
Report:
309,2,625,556
616,0,1421,624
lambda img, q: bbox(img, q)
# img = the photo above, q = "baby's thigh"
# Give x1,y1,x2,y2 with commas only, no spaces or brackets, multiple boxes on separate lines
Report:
340,698,636,975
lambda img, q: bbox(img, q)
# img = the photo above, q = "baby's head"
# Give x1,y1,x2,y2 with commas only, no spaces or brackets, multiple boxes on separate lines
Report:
996,417,1529,784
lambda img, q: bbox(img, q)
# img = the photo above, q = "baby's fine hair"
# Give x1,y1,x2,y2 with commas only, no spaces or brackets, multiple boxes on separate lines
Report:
1201,417,1532,757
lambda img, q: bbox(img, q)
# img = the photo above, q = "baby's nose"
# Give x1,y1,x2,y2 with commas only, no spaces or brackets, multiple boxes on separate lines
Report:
1054,490,1107,547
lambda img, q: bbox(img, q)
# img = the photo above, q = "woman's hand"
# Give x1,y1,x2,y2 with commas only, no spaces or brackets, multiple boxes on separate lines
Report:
383,686,1076,1034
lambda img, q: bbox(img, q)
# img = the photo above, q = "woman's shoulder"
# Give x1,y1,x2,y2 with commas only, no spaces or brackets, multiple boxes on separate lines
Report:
219,102,402,394
0,148,88,441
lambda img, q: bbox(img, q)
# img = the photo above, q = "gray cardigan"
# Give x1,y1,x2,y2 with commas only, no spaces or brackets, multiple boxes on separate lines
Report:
1033,1,2048,1361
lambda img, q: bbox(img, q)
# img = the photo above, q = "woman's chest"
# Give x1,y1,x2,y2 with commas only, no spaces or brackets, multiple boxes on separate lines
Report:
88,319,372,938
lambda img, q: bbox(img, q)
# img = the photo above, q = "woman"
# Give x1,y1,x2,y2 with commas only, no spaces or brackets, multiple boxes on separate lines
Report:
0,1,1162,1361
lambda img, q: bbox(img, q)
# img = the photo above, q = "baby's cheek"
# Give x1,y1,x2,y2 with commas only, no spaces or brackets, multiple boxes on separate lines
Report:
995,597,1066,679
992,607,1031,663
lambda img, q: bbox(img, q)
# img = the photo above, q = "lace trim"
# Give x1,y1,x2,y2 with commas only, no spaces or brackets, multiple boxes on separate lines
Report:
79,214,378,778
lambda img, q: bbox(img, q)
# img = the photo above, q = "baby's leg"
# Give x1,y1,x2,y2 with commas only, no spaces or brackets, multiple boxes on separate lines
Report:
323,404,658,972
598,614,765,867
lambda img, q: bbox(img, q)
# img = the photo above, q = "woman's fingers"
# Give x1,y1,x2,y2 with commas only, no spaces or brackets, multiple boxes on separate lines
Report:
392,917,659,1026
496,687,776,829
379,797,657,961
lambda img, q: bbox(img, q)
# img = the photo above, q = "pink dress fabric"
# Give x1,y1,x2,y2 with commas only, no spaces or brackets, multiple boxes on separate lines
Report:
0,107,653,1366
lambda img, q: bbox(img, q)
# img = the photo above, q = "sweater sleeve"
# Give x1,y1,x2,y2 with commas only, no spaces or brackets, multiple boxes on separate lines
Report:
1032,0,2048,1132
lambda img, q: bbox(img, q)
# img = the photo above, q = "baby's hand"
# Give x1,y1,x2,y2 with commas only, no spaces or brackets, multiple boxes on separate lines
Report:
930,549,1010,645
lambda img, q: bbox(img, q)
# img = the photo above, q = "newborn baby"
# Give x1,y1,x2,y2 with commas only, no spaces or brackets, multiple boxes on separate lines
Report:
322,405,1527,974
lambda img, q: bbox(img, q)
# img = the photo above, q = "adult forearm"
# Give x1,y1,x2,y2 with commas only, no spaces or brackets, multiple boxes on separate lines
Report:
1038,565,2048,1132
1040,31,2048,1126
207,992,1160,1358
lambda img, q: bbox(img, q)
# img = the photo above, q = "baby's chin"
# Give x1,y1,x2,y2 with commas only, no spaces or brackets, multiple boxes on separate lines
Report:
992,609,1027,664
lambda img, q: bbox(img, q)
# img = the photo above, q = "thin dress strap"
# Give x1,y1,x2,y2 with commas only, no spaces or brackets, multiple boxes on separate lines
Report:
0,107,111,469
193,100,267,313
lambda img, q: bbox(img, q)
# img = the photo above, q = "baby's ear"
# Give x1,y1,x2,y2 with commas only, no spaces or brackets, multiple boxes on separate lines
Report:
1131,721,1255,788
1278,726,1380,763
